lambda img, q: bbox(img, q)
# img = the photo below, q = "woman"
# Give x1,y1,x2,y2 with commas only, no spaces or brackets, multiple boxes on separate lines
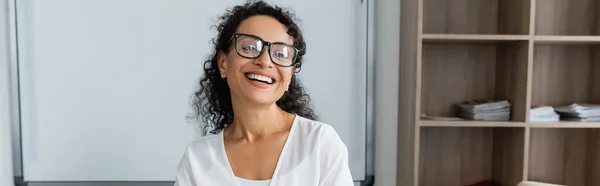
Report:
174,1,353,186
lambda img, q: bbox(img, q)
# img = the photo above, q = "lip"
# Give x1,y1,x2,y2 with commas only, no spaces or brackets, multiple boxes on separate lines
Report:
245,77,273,89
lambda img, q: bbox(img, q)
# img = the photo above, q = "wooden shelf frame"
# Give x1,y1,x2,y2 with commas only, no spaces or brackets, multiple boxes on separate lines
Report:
399,0,600,185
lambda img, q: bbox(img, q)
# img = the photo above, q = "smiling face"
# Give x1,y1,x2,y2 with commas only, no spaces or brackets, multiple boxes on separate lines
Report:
218,15,296,107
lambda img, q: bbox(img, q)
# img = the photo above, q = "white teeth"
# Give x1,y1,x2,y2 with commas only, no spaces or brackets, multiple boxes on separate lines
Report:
246,73,273,84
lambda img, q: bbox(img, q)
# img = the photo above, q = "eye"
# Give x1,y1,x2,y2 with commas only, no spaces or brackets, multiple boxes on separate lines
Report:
241,45,258,52
272,46,290,59
274,51,288,58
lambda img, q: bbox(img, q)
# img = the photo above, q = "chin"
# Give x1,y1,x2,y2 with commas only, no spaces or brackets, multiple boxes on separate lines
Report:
245,94,281,106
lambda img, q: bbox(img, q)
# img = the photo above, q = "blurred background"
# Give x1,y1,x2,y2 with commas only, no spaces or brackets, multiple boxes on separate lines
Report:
1,0,400,186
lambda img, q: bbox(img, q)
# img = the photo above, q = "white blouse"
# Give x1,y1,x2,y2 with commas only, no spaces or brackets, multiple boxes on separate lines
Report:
174,115,354,186
236,177,271,186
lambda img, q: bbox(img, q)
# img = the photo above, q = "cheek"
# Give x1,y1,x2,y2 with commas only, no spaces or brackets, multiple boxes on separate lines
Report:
278,69,294,86
225,57,245,74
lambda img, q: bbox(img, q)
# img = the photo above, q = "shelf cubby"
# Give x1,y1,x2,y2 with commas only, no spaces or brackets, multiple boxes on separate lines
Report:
420,41,529,122
531,44,600,109
528,128,600,186
419,127,525,186
535,0,600,36
423,0,530,35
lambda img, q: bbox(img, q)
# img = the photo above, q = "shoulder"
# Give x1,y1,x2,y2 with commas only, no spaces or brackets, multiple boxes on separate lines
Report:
294,116,352,183
293,116,348,154
294,115,337,136
182,134,221,156
294,116,338,139
178,134,222,169
175,134,228,185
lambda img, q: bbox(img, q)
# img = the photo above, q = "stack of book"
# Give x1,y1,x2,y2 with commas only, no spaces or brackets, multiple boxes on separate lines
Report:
530,106,559,122
456,99,511,121
554,103,600,122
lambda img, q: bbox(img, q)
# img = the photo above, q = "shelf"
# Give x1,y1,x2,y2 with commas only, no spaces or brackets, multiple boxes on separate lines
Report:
529,128,600,186
421,121,600,128
422,34,529,43
529,122,600,128
423,0,530,35
420,35,600,44
534,36,600,44
404,0,600,185
419,127,525,186
531,44,600,107
535,0,600,36
420,120,526,127
421,42,529,121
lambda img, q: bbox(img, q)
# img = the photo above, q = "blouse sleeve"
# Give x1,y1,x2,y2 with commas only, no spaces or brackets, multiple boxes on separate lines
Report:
318,125,354,186
174,149,196,186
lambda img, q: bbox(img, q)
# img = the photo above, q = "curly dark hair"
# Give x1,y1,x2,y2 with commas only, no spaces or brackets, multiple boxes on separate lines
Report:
189,1,318,135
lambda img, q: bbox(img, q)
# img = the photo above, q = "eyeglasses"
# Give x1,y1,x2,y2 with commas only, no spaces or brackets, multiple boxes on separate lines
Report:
229,33,299,67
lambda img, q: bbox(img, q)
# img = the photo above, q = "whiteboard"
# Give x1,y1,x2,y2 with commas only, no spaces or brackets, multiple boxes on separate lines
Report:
17,0,368,181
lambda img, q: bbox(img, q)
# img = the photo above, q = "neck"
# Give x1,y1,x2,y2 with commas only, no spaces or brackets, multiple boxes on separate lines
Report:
226,97,292,142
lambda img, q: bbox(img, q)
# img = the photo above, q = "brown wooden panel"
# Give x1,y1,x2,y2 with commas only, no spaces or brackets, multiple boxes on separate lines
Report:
532,45,594,107
588,129,600,186
498,0,531,34
535,0,597,35
398,0,419,185
423,0,499,34
529,128,597,186
562,129,588,186
421,44,497,117
593,46,600,103
419,127,494,186
496,41,529,121
529,128,566,184
596,0,600,35
491,128,525,186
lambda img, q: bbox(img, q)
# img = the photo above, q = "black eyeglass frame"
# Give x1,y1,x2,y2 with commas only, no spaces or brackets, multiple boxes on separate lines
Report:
228,33,300,68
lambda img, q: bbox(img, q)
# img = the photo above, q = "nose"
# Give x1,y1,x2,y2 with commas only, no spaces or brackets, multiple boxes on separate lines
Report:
252,46,274,68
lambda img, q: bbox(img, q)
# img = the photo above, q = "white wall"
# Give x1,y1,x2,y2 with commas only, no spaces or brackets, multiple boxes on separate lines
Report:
1,0,16,185
374,0,400,185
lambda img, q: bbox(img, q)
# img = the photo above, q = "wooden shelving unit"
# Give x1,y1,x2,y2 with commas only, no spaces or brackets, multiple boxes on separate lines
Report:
398,0,600,186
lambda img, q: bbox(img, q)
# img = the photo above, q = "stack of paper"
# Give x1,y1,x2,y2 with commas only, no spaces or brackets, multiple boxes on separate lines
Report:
554,103,600,121
530,106,559,121
456,99,511,121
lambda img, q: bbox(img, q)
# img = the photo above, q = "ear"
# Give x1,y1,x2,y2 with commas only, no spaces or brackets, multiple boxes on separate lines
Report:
293,62,302,73
217,51,228,78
